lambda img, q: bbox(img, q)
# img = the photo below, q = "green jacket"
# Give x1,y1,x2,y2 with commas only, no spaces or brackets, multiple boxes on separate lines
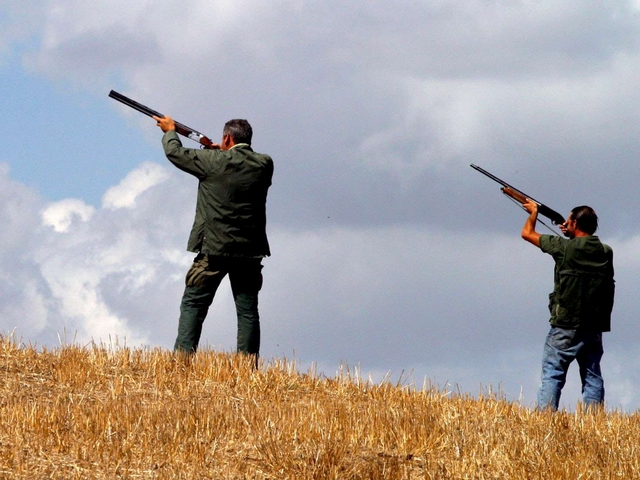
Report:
540,235,614,331
162,130,273,257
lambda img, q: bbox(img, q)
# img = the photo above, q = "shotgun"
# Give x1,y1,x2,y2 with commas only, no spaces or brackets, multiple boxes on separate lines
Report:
471,164,565,226
108,90,215,148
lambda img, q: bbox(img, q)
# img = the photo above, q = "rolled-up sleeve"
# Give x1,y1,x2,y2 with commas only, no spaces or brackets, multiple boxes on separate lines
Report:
540,234,567,260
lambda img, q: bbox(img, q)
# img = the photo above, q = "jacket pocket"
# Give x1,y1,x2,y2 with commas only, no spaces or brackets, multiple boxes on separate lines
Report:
185,254,219,287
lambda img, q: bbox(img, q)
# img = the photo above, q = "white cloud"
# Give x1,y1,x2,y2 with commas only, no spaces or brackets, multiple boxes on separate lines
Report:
102,162,169,210
0,164,41,249
38,256,145,344
0,2,46,64
0,163,194,347
605,350,640,412
0,274,49,337
42,199,95,233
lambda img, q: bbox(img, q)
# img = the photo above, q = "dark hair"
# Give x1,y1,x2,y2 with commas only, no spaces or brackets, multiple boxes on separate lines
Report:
571,205,598,235
223,119,253,145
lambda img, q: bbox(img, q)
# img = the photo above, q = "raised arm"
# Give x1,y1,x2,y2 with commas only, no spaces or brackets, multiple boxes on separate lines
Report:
521,199,541,247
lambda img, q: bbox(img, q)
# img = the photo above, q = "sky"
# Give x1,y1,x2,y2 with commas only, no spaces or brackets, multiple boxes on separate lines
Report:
1,0,640,412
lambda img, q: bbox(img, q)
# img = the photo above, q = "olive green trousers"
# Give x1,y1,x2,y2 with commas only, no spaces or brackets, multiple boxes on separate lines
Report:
174,254,263,356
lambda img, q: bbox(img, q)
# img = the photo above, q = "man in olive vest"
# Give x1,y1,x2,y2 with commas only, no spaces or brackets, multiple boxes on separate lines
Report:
155,115,273,361
521,199,614,411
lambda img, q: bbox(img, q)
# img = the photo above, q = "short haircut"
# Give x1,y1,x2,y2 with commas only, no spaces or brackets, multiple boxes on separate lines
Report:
223,119,253,145
571,205,598,235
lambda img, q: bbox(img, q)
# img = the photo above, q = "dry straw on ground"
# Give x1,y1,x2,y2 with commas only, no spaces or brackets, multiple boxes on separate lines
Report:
0,335,638,479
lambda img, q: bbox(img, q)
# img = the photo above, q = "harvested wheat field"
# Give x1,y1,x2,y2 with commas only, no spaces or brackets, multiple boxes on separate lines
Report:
0,335,639,479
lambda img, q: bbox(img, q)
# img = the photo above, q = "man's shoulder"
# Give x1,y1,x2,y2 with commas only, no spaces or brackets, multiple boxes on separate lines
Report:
572,235,612,251
590,235,612,250
231,145,272,160
252,150,273,163
539,234,567,254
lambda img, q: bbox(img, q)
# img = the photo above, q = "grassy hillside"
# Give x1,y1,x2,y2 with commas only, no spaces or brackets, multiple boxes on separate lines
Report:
0,335,638,479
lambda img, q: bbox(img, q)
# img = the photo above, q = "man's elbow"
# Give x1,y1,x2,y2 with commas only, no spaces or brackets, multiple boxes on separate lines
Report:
521,231,541,247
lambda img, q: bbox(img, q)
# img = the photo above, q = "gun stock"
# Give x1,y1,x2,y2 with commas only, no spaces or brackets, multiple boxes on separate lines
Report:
471,164,566,226
108,90,215,149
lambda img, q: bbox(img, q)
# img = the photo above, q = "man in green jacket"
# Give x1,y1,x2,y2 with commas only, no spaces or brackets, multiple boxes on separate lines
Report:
521,199,614,411
154,115,273,360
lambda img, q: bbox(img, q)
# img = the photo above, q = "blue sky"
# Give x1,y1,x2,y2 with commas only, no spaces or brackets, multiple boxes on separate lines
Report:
2,1,640,412
0,59,154,204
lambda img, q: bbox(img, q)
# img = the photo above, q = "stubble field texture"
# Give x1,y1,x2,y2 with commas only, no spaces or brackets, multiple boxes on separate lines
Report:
0,335,639,479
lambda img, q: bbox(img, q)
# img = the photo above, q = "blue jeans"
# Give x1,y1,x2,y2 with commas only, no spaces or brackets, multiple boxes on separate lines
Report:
537,327,605,411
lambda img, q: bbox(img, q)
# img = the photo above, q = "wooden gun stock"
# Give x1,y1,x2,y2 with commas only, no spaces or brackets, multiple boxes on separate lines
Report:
109,90,215,149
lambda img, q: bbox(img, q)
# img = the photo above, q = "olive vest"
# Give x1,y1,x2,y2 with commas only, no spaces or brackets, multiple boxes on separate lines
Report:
540,235,614,331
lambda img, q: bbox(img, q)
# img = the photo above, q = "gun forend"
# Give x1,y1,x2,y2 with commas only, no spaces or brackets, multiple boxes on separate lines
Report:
501,187,527,204
502,187,565,225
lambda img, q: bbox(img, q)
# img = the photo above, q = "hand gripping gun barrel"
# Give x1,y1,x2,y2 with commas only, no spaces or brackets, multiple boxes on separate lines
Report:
108,90,215,148
471,164,566,232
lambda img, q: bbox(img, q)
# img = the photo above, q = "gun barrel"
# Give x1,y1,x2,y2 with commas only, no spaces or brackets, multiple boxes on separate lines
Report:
108,90,215,149
108,90,164,119
470,164,510,188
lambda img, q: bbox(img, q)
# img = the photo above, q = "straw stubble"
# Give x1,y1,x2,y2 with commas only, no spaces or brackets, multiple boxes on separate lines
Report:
0,335,638,479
